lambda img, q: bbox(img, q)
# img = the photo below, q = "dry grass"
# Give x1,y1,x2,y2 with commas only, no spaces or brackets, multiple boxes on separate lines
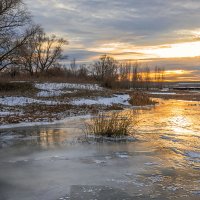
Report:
0,82,38,97
0,104,105,125
23,104,73,114
129,92,157,106
85,112,136,137
0,82,35,92
0,73,97,84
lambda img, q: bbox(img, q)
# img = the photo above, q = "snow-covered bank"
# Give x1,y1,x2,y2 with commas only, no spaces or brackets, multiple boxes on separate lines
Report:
0,96,58,106
71,94,130,106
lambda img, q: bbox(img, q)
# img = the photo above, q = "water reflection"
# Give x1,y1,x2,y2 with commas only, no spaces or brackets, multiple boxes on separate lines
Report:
118,99,200,169
1,99,200,152
0,126,83,149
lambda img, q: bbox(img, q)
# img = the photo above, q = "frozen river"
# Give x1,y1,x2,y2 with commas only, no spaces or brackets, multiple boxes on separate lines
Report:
0,99,200,200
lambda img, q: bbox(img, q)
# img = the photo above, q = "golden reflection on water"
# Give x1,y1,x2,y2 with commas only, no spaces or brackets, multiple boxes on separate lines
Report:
119,99,200,168
25,99,200,169
130,99,200,136
33,99,200,151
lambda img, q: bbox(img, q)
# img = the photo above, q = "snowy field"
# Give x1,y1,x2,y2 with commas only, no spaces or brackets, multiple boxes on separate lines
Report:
0,82,132,126
2,81,200,127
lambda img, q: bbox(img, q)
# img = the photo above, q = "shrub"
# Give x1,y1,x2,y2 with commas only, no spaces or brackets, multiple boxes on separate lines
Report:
85,112,135,137
129,92,156,106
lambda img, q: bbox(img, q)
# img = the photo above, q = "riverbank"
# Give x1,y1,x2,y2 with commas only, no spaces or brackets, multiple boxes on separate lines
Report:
1,81,200,127
0,81,155,126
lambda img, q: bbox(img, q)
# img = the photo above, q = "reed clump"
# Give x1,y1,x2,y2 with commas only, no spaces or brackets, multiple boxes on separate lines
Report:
129,92,156,106
85,112,135,137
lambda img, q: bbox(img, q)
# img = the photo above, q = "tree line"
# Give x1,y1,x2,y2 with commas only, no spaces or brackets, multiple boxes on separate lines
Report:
91,55,165,89
62,55,165,89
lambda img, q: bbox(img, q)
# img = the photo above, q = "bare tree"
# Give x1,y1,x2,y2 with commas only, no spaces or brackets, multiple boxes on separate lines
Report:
92,55,118,82
144,66,151,90
154,66,165,88
34,31,68,73
0,0,30,71
118,62,131,81
13,25,42,75
70,58,77,76
77,64,88,78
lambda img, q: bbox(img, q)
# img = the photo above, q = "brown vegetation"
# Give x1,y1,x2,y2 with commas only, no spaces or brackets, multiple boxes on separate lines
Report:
85,112,135,137
0,82,35,92
129,92,157,106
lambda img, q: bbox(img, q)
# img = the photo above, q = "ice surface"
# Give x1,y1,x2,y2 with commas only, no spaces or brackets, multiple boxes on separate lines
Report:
185,151,200,159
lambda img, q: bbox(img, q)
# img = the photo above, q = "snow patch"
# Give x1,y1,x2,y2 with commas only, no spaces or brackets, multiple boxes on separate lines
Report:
35,83,103,97
71,94,130,106
37,90,73,97
94,160,107,164
0,111,15,116
0,97,58,106
35,83,103,91
161,88,170,92
115,152,129,159
148,92,176,95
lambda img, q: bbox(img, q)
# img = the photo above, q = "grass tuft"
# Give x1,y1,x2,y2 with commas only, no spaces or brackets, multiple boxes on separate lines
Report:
129,92,156,106
85,112,136,137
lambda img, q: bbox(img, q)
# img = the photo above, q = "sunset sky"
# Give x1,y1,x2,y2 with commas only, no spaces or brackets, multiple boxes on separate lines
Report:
26,0,200,81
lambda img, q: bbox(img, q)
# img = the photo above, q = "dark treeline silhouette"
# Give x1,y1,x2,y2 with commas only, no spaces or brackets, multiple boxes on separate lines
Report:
90,55,165,89
58,55,165,89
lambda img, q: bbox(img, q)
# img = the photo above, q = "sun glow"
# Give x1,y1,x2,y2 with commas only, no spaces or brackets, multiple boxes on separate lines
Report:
88,41,200,81
89,41,200,61
165,70,188,75
140,41,200,59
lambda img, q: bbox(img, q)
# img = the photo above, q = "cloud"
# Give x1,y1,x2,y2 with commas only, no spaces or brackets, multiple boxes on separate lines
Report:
25,0,200,80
